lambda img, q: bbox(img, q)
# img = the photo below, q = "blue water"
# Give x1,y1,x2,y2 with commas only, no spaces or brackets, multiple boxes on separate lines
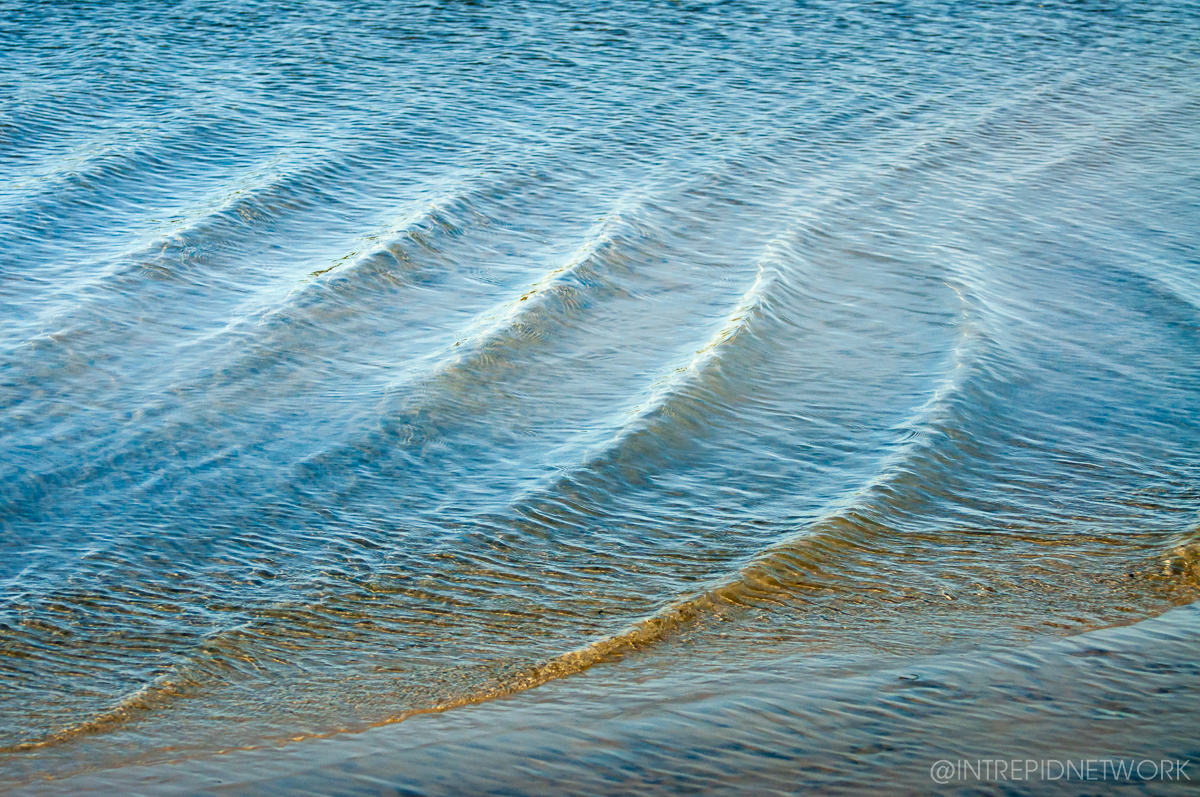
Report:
2,0,1199,788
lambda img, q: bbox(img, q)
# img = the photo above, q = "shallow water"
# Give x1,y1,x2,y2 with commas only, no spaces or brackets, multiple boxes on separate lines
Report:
2,0,1199,790
18,602,1200,796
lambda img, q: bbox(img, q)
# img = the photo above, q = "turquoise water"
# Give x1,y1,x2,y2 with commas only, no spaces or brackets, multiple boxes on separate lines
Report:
2,0,1199,790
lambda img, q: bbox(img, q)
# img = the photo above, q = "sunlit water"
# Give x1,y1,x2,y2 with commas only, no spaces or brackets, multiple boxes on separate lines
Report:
2,0,1199,791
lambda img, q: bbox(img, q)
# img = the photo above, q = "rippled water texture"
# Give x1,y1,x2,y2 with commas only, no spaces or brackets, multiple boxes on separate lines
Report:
2,0,1199,790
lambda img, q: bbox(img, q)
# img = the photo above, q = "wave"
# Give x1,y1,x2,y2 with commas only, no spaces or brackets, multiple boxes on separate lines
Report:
1,44,1162,755
1,127,604,358
45,210,968,747
0,126,329,290
0,123,203,215
0,150,351,353
271,200,665,515
387,306,987,707
190,279,992,747
1095,258,1200,325
241,175,514,329
501,260,778,519
0,214,786,755
0,669,199,754
2,136,788,552
175,181,654,409
0,195,697,753
0,251,782,758
0,166,573,516
282,149,784,477
154,246,981,750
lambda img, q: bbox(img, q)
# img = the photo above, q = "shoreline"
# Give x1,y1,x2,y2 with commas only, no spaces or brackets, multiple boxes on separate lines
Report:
15,601,1199,796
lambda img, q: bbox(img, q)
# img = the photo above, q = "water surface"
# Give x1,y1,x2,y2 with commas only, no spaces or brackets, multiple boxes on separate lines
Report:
2,0,1199,789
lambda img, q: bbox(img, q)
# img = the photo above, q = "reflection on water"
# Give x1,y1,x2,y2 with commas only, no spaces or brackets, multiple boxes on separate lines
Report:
1,0,1198,790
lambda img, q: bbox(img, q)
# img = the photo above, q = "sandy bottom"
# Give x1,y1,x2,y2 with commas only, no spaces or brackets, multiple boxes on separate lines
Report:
14,602,1200,797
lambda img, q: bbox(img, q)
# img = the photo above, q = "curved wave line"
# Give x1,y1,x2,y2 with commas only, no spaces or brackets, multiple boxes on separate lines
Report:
0,223,984,766
404,205,644,362
187,306,986,750
1102,261,1200,320
0,40,1152,770
0,123,203,214
3,113,997,755
0,205,642,750
583,262,776,452
168,143,621,351
3,152,344,344
382,281,986,722
339,206,660,452
0,234,777,755
236,180,484,323
0,668,196,754
366,148,795,411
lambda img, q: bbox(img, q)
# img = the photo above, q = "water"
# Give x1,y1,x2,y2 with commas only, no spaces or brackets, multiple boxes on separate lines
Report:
2,0,1199,791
